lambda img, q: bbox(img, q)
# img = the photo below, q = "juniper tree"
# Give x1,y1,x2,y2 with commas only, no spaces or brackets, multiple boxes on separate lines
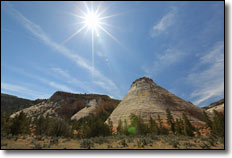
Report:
123,119,129,135
174,118,182,135
117,119,123,135
203,111,212,128
148,116,159,135
157,114,168,135
166,108,175,133
107,118,113,135
9,111,30,135
129,113,147,135
182,113,194,137
211,110,224,137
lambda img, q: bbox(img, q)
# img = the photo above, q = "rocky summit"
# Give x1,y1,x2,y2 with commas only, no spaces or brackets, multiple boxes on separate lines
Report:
106,77,205,128
10,91,120,121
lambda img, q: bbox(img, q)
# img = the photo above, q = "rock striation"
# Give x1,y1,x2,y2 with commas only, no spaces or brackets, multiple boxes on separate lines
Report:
106,77,205,128
204,99,224,117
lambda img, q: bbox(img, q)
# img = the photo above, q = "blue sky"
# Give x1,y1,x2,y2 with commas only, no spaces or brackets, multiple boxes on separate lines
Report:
1,1,224,107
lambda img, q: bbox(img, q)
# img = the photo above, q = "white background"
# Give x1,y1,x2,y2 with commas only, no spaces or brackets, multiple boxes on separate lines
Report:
1,0,231,157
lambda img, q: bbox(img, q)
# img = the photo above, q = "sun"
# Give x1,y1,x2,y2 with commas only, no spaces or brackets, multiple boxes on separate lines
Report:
84,12,100,30
63,2,122,79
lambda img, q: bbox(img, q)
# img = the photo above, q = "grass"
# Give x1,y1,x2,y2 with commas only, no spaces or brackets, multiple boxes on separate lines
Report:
1,135,224,149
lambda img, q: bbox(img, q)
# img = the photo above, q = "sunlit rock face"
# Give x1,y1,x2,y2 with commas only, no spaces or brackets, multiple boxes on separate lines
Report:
205,99,224,118
71,99,98,121
10,91,120,121
106,77,205,128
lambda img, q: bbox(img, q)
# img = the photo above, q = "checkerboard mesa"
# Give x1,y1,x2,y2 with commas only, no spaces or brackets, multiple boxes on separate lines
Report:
106,76,205,129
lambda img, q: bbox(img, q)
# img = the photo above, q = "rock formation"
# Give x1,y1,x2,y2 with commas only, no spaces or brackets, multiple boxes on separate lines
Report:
203,99,224,117
106,77,205,128
1,93,44,113
10,91,120,121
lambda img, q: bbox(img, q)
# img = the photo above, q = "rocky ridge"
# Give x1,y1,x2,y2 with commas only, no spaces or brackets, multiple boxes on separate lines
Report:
10,91,120,121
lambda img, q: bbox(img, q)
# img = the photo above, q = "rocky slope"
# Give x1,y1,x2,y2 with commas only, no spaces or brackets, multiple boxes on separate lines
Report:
10,91,120,121
1,93,44,114
203,99,224,117
106,77,205,128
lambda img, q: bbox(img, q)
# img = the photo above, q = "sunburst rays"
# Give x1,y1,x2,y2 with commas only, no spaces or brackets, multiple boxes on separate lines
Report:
62,1,122,79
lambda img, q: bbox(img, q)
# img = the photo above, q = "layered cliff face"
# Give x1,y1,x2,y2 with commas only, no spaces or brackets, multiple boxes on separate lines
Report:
204,99,224,117
106,77,205,128
10,91,120,121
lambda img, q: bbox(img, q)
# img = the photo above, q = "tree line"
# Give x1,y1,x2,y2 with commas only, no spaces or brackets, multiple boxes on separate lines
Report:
1,108,224,138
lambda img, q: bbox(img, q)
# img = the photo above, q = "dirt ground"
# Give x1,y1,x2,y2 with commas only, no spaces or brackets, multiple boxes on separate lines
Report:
1,135,224,149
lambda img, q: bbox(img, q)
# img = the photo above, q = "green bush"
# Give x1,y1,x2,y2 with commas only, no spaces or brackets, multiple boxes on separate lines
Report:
80,139,94,149
8,111,30,135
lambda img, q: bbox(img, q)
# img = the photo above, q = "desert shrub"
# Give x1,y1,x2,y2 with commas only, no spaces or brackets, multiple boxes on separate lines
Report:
92,136,108,145
43,143,51,148
8,111,30,135
47,118,72,137
1,142,7,147
1,112,11,136
150,135,160,141
50,137,59,145
34,116,49,136
73,116,111,138
127,137,134,143
32,143,42,149
200,142,210,149
119,139,128,147
107,144,113,149
184,142,196,149
80,139,94,149
169,140,180,148
136,138,148,148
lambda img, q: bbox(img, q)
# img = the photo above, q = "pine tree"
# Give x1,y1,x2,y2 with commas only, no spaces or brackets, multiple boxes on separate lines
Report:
107,118,113,135
148,116,159,135
182,113,194,137
157,114,162,127
203,111,212,128
123,119,129,135
166,109,175,133
9,111,30,135
174,118,182,135
157,114,168,135
211,110,224,137
117,119,123,135
34,116,49,136
129,113,147,135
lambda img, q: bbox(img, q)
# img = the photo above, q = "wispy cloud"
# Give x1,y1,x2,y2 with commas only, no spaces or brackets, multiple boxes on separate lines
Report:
151,7,177,37
50,67,95,93
48,81,75,93
3,65,79,95
143,48,186,77
5,3,121,99
1,82,48,99
187,41,224,105
96,51,109,62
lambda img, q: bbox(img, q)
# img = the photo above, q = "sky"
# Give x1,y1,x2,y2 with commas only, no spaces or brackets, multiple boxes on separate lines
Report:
1,1,224,107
